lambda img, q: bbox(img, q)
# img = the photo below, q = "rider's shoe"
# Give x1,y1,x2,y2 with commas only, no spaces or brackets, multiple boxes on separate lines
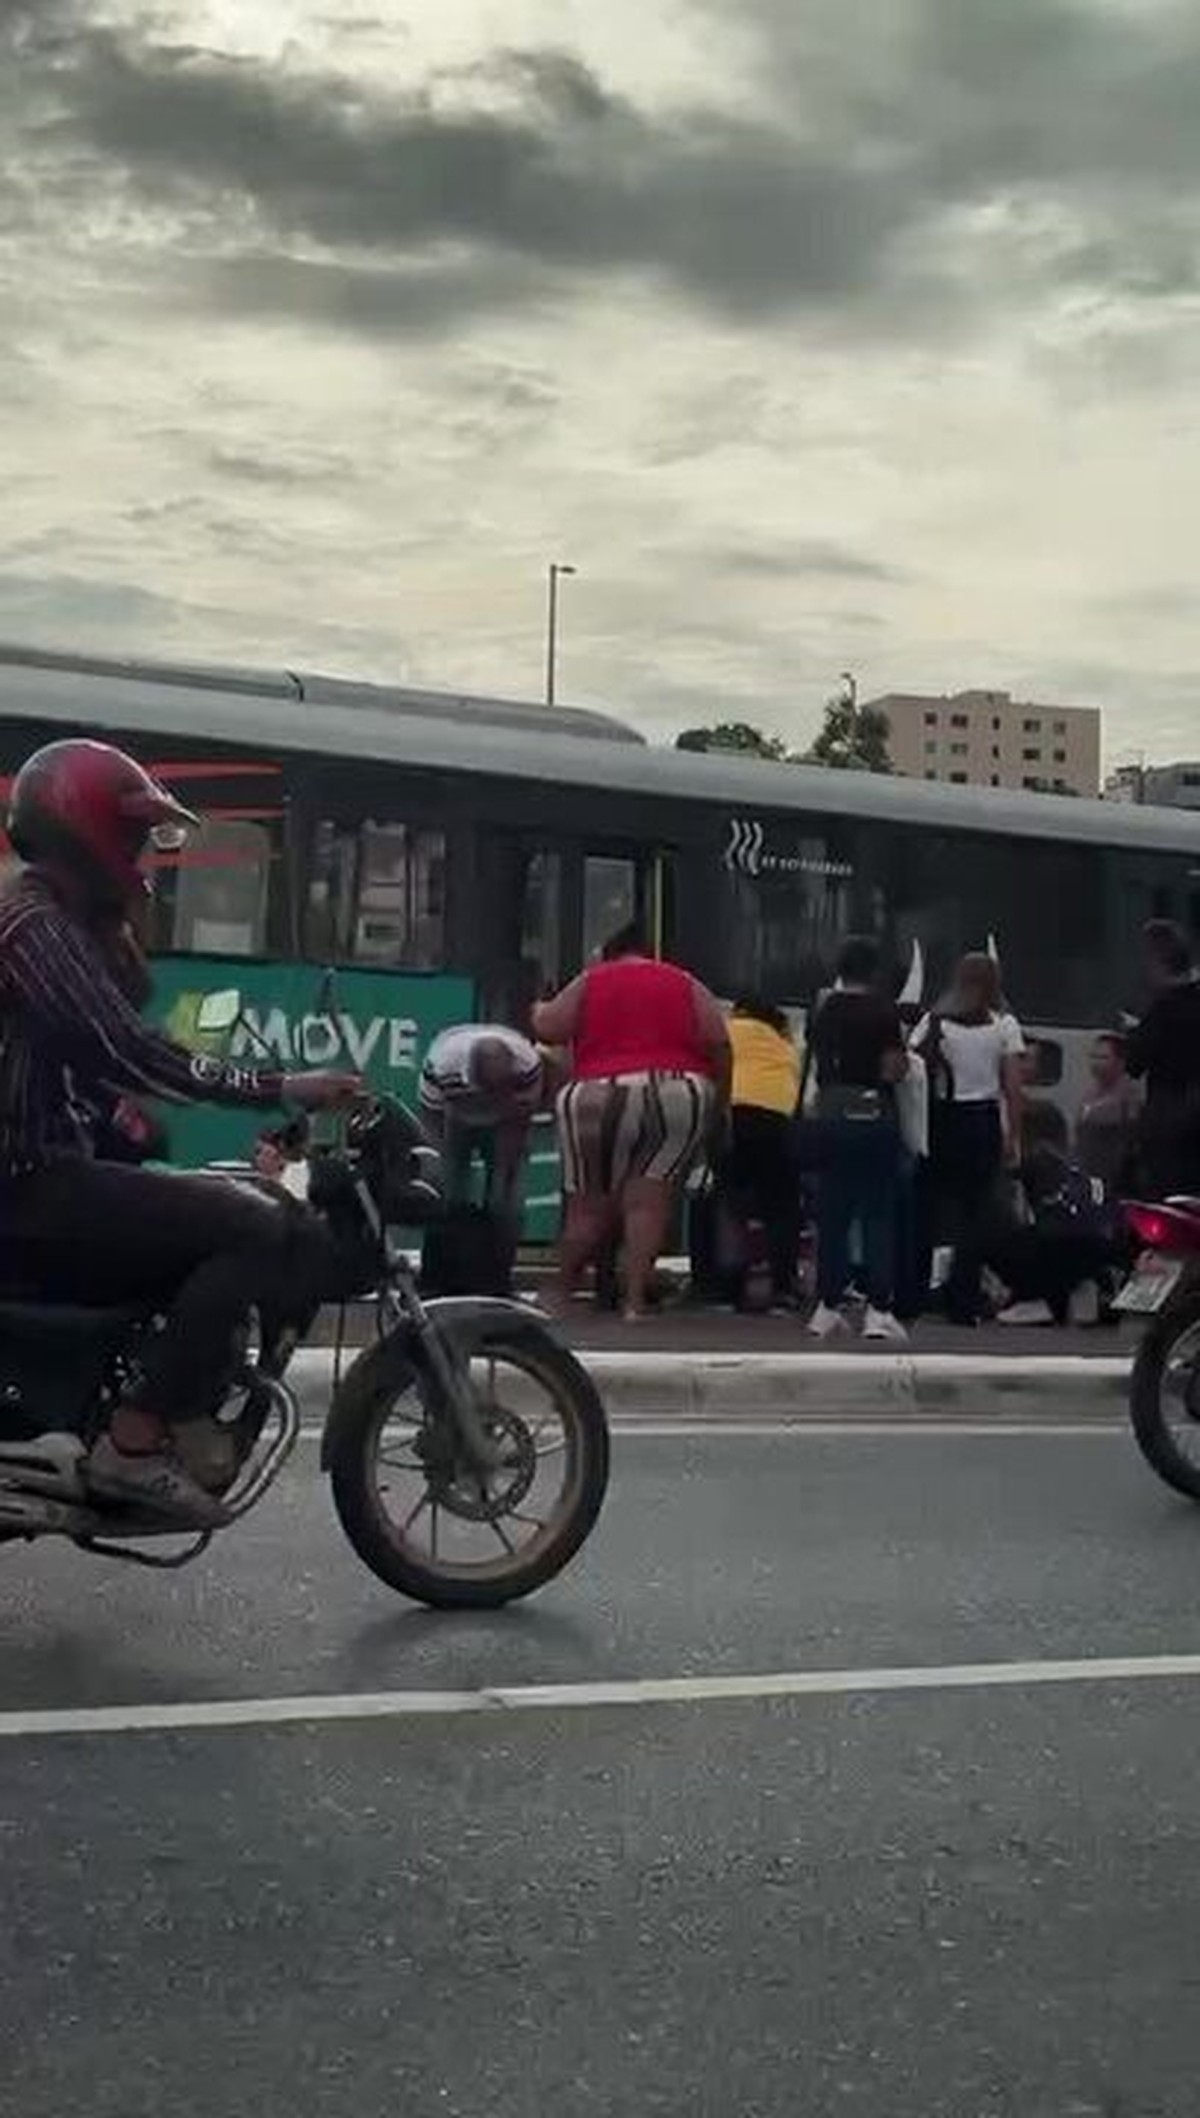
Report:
173,1422,241,1497
85,1436,230,1529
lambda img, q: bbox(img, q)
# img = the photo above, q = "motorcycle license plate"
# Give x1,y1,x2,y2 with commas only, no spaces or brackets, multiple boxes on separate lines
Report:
1114,1254,1185,1315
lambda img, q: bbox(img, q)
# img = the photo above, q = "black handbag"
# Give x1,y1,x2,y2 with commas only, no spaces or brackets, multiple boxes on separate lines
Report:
803,995,889,1126
816,1084,886,1124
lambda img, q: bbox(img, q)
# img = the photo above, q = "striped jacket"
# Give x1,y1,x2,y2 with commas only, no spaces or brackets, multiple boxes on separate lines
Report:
0,868,282,1173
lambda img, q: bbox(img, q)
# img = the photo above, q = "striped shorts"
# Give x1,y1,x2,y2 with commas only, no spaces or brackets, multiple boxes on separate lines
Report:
556,1071,712,1197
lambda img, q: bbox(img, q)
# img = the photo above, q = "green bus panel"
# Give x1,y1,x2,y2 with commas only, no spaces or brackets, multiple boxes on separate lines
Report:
147,954,563,1243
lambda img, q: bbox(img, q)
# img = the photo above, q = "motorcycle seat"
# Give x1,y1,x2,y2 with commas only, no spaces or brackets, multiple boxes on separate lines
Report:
0,1299,149,1336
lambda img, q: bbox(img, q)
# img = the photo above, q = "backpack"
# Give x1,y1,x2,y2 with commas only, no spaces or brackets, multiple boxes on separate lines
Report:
918,1012,953,1103
1027,1157,1111,1243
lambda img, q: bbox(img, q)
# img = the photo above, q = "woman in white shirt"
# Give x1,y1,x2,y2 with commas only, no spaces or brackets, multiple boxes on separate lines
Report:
911,954,1025,1324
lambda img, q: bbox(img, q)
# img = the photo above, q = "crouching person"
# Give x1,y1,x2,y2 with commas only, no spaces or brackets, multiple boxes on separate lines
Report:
418,1023,543,1292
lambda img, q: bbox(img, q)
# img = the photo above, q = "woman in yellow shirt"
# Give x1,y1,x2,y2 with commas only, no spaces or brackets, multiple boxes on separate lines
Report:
724,998,804,1307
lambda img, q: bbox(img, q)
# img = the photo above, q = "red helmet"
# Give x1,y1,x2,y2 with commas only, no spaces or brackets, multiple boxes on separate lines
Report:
8,739,198,906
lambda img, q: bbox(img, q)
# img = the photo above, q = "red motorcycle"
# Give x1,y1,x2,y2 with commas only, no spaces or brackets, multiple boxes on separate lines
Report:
1120,1198,1200,1496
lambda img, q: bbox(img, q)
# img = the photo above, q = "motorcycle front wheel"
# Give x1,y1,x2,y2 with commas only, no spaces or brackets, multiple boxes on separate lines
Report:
327,1320,610,1607
1130,1295,1200,1499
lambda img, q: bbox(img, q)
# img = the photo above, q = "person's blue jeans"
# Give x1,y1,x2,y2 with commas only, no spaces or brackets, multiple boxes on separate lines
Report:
817,1119,900,1310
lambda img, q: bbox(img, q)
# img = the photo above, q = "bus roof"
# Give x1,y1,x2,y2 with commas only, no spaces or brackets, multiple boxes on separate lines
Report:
0,642,645,747
1,644,1198,857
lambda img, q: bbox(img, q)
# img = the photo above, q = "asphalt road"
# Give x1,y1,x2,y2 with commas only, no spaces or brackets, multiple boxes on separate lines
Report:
6,1406,1200,2115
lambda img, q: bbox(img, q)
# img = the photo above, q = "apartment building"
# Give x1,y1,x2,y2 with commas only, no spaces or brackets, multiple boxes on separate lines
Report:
872,688,1101,797
1105,761,1200,807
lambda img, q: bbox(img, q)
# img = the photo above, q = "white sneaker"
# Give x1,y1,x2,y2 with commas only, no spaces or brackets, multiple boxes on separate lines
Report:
808,1301,849,1340
996,1300,1055,1326
863,1307,908,1343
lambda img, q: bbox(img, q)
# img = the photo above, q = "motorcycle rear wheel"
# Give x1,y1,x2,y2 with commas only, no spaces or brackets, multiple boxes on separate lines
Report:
328,1320,610,1607
1130,1297,1200,1500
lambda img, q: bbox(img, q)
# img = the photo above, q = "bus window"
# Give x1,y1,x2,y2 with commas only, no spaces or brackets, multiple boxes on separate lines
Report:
887,830,1103,1024
583,854,636,961
704,836,854,1002
1024,1037,1063,1089
308,818,446,968
521,850,562,991
168,818,272,957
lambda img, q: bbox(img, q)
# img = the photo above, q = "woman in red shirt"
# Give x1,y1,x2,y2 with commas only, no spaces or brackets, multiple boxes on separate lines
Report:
533,925,730,1317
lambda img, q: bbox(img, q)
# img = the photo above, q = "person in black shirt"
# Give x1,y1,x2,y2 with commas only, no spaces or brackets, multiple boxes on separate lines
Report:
1126,919,1200,1197
807,935,907,1341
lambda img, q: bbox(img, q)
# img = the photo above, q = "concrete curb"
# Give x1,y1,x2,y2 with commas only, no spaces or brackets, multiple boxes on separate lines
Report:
288,1348,1131,1419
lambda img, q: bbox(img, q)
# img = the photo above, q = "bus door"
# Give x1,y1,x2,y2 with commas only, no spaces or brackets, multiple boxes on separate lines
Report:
581,843,676,964
478,832,676,1020
474,832,569,1025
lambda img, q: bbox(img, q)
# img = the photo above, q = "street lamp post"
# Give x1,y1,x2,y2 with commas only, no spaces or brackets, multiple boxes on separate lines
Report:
545,561,576,705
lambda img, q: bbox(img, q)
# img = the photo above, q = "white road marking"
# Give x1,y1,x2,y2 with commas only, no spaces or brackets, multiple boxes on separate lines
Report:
295,1419,1123,1441
4,1651,1200,1740
607,1421,1123,1438
288,1348,1132,1383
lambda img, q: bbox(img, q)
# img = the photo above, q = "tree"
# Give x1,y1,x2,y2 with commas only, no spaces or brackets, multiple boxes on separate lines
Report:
674,721,787,760
804,697,893,773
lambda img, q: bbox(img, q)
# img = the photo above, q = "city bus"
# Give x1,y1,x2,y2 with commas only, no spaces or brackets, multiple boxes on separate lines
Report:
2,642,1198,1235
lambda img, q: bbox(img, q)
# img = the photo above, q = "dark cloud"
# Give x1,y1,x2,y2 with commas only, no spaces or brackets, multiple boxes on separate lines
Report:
717,540,906,585
32,30,901,318
206,444,355,487
203,251,558,338
732,0,1200,217
0,569,186,640
0,12,929,336
0,566,414,681
7,0,1200,348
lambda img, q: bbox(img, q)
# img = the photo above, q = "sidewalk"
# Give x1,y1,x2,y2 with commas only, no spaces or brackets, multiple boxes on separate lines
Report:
304,1304,1138,1420
312,1297,1130,1359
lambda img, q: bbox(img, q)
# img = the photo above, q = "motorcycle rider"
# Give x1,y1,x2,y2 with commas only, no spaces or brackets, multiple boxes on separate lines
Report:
0,738,360,1528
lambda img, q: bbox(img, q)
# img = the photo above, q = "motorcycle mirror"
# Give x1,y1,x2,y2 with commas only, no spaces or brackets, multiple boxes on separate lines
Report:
196,988,241,1036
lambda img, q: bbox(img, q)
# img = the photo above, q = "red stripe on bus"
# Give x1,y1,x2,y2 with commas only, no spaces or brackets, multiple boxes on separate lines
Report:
200,807,285,822
0,762,281,799
146,849,275,872
148,762,281,782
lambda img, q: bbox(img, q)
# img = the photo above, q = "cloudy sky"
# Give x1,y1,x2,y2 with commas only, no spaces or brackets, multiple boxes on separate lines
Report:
3,0,1200,759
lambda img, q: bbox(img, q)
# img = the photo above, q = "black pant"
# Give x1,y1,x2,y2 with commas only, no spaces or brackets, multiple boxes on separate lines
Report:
1140,1101,1200,1201
894,1150,926,1323
815,1118,899,1310
934,1101,1004,1322
726,1107,800,1298
0,1158,337,1424
985,1226,1119,1321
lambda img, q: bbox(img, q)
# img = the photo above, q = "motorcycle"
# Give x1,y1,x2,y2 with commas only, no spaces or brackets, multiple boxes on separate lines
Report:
0,1065,610,1607
1118,1195,1200,1498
